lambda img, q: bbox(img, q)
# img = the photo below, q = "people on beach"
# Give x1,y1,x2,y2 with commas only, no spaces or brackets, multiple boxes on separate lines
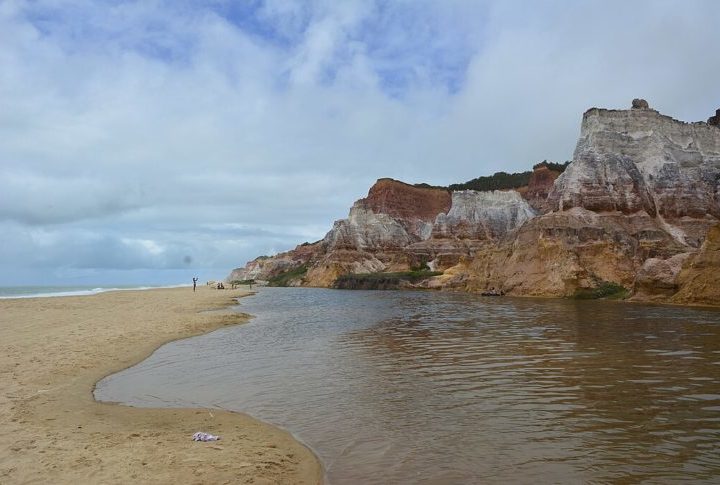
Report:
192,277,198,292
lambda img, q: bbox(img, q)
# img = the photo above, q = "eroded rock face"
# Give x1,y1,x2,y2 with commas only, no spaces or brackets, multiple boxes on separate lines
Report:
361,178,452,224
436,208,686,296
519,165,563,212
549,152,656,215
632,253,694,301
325,206,414,251
304,250,386,288
432,190,535,240
672,224,720,306
548,107,720,246
297,180,454,285
324,179,452,253
226,255,294,282
394,190,538,271
226,242,323,283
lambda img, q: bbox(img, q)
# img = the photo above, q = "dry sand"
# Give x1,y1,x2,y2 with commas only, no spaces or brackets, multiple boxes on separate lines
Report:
0,286,323,484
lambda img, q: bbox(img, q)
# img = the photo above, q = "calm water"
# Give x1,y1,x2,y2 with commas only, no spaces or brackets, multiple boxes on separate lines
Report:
95,288,720,484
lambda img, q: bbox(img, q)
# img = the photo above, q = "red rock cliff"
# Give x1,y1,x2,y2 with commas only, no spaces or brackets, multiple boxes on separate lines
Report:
359,178,451,222
519,165,562,212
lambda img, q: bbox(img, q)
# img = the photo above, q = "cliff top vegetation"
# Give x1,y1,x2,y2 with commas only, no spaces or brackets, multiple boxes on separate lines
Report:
414,160,570,192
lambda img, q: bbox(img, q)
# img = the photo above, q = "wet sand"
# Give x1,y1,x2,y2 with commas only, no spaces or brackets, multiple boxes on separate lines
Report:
0,287,322,484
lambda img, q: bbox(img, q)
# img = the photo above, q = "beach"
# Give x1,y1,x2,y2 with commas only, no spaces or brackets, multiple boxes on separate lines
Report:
0,287,322,484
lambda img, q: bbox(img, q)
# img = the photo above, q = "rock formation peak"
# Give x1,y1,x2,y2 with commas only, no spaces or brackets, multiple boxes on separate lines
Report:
709,108,720,127
631,98,650,109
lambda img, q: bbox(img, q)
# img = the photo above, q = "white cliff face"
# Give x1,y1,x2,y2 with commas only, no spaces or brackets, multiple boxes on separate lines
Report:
324,204,417,251
432,190,536,239
548,107,720,246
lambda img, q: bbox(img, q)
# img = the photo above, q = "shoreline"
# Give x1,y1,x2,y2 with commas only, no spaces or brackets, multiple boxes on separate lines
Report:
90,290,256,400
0,286,323,484
323,284,720,310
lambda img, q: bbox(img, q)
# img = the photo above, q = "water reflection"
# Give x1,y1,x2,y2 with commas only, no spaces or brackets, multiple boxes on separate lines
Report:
95,289,720,484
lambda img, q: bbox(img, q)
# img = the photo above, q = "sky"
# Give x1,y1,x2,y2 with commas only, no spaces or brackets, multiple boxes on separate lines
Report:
1,0,719,286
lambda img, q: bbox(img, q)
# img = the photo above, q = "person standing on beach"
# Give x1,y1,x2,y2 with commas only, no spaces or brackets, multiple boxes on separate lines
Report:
192,277,198,292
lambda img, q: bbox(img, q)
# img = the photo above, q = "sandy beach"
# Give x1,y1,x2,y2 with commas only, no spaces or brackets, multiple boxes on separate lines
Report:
0,287,322,484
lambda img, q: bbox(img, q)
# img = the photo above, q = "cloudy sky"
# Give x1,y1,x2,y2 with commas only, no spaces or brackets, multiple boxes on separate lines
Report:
1,0,718,286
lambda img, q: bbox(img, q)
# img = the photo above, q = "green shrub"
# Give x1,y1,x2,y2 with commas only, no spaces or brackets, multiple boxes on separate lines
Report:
267,264,308,287
411,161,571,193
412,182,449,190
230,279,255,286
410,258,430,272
333,270,442,290
573,282,628,300
448,171,532,192
532,160,571,172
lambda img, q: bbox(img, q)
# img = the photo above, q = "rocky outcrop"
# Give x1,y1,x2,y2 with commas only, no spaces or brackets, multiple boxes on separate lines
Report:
402,190,537,272
632,253,694,301
325,206,414,251
304,250,386,288
432,190,535,240
305,180,452,284
632,98,650,110
518,165,563,211
227,256,286,283
325,179,451,252
361,178,452,227
708,109,720,127
671,224,720,306
226,241,323,283
547,106,720,247
227,101,720,306
434,208,686,296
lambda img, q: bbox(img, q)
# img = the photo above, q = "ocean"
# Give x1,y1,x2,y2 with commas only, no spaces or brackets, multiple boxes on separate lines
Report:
0,284,190,299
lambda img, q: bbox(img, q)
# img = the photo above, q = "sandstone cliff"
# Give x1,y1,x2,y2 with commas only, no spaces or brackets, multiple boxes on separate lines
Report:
547,106,720,245
433,190,536,240
228,101,720,306
671,224,720,306
517,164,564,211
226,241,323,286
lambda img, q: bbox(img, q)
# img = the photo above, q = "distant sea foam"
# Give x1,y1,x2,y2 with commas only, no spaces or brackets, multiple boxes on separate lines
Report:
0,284,191,299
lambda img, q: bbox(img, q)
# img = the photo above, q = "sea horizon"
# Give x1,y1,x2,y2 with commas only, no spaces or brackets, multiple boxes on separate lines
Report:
0,284,192,299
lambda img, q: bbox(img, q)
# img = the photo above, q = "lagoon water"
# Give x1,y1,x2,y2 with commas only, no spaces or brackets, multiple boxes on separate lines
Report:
95,288,720,484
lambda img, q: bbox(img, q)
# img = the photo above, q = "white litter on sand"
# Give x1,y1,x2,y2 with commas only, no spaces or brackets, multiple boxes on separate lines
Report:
192,432,220,442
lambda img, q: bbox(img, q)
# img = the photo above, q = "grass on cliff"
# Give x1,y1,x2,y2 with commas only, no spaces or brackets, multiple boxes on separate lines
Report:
267,264,309,287
533,160,571,172
345,270,442,281
418,160,571,192
448,160,570,191
573,282,629,300
333,270,442,290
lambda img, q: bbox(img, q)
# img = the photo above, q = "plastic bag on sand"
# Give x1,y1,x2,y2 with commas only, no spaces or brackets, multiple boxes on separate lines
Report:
192,432,220,442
